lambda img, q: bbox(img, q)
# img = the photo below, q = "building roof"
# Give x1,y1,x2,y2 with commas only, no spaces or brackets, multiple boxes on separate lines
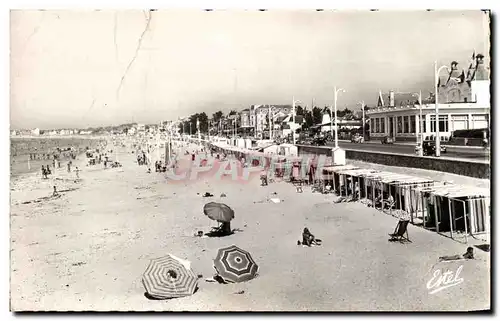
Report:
275,115,288,123
377,92,419,107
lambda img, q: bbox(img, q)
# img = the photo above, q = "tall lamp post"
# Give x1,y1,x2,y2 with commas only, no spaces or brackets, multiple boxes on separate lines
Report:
196,118,201,142
333,86,346,148
292,97,301,145
410,91,424,156
358,101,365,141
435,62,449,157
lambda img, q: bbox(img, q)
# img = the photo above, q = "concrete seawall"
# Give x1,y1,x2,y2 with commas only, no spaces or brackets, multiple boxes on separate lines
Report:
296,145,490,179
204,140,489,179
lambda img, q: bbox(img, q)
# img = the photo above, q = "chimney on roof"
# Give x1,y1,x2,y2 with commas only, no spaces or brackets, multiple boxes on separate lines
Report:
389,90,395,107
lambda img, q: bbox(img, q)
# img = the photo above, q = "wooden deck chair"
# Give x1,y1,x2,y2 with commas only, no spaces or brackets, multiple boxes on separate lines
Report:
389,220,411,243
293,179,303,193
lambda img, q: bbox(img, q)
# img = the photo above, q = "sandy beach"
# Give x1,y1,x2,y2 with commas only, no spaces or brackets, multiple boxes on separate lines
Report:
10,141,490,311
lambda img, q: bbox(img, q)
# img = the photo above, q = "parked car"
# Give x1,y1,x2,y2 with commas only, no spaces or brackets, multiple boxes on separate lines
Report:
351,134,364,143
419,141,447,156
381,136,394,144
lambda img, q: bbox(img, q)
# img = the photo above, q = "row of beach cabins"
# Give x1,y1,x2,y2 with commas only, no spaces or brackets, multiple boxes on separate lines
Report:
185,136,490,245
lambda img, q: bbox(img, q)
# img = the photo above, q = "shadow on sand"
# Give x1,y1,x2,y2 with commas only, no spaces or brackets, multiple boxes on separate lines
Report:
203,228,244,238
144,286,200,300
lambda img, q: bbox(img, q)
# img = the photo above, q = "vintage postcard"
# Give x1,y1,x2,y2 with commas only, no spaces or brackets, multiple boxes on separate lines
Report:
9,9,491,312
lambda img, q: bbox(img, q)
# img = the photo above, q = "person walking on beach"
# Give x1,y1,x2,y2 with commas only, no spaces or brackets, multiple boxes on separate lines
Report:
52,186,59,197
75,167,80,179
41,165,48,179
46,165,52,175
67,161,72,173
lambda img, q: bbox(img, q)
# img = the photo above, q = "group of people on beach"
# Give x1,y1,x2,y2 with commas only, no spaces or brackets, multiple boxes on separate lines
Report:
41,165,52,179
154,160,167,172
29,150,77,162
42,161,79,179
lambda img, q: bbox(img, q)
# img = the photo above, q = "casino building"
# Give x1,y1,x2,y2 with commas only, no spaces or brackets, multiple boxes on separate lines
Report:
367,53,490,142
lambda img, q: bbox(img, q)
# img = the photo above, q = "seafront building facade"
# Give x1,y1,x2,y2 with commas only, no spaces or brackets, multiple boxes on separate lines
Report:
250,104,292,138
367,53,490,142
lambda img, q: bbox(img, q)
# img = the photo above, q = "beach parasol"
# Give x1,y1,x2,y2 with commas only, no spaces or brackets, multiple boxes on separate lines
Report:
214,245,259,283
142,254,198,299
203,202,235,223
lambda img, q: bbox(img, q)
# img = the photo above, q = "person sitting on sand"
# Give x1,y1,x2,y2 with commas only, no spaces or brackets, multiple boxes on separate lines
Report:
260,171,268,186
302,228,314,246
439,247,474,261
210,221,232,236
301,227,321,247
52,186,59,197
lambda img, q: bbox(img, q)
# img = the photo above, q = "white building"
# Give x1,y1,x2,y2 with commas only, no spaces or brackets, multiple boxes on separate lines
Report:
281,114,304,137
312,109,363,133
367,53,490,142
250,104,292,138
31,128,40,136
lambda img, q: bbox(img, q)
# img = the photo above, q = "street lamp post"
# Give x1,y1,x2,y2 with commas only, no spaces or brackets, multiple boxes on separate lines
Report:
359,101,365,141
408,91,424,156
197,118,201,142
333,86,346,148
292,97,301,145
435,62,449,157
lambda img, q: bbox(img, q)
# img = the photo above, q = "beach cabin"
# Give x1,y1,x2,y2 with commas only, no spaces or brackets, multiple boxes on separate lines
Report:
415,184,490,242
278,143,298,157
244,139,252,149
236,138,246,149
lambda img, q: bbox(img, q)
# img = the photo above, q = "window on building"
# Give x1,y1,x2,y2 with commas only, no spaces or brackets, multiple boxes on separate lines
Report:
439,115,449,132
422,117,426,133
371,119,375,133
397,116,402,133
472,114,488,129
375,118,380,133
451,115,468,131
380,118,385,133
410,115,416,133
403,116,409,133
430,116,436,132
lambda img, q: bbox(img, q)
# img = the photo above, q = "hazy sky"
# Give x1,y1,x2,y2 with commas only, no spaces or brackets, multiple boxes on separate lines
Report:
10,10,490,129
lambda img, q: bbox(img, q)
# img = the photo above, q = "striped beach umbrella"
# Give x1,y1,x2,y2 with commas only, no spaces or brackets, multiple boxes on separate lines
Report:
142,254,198,299
214,245,259,283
